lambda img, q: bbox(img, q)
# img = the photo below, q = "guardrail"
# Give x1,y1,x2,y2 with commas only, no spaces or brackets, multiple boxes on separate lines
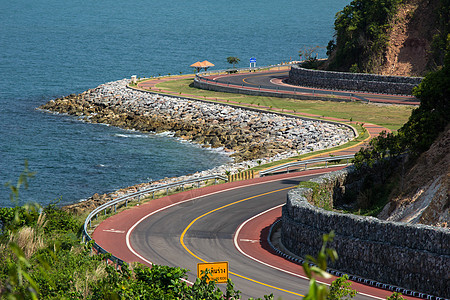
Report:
195,67,369,103
259,154,354,177
82,174,228,266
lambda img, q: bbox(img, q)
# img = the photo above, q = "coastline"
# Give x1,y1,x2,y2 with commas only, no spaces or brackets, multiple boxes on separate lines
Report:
38,78,356,213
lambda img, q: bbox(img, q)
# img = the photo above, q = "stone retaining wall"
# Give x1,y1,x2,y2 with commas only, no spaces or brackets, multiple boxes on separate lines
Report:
193,77,351,102
281,168,450,298
287,65,423,95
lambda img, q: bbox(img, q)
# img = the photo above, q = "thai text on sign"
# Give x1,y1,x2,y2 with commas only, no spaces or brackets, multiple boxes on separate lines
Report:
197,261,229,284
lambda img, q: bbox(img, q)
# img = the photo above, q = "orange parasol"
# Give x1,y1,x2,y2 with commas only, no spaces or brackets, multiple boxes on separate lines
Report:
190,60,215,72
200,60,215,68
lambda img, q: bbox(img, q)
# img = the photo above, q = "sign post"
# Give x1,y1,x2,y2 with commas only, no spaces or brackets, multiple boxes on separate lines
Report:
197,261,229,284
249,57,256,69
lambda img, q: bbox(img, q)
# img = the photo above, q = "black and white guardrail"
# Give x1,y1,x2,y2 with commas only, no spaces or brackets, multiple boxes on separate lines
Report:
82,174,228,267
259,154,355,177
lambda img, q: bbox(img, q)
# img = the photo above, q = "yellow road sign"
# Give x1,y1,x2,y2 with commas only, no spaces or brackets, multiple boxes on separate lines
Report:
197,261,229,284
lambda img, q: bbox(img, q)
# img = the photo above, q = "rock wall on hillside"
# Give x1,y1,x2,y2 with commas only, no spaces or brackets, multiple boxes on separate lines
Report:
378,126,450,227
281,168,450,298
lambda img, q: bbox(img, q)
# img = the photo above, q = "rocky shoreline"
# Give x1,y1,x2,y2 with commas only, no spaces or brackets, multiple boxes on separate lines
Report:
39,78,355,214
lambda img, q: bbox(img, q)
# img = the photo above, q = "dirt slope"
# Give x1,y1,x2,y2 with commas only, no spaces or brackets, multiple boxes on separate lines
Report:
379,0,439,76
378,126,450,227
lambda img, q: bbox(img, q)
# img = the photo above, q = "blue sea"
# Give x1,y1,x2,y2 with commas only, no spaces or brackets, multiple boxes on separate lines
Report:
0,0,350,207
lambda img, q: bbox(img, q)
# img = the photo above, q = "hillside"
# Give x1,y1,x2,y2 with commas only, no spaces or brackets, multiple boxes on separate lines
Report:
326,0,449,76
379,0,440,76
378,126,449,227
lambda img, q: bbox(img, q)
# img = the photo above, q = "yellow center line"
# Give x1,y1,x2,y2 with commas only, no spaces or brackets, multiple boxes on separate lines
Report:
180,186,305,297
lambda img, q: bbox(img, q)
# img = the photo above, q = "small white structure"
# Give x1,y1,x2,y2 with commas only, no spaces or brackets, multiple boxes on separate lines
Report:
131,75,137,84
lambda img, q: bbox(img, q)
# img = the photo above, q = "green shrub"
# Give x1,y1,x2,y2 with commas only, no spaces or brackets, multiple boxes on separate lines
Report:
327,0,402,72
42,203,81,235
354,39,449,167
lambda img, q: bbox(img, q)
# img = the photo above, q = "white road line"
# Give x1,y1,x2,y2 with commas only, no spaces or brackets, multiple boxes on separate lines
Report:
103,229,125,233
233,205,385,300
123,171,336,290
239,239,259,243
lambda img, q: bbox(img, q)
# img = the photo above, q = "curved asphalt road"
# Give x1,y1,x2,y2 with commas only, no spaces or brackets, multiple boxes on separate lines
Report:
130,175,310,299
205,70,420,105
93,169,415,300
92,78,420,298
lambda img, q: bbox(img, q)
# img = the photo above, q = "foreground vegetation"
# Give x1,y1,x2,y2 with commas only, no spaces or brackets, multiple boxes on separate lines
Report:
0,163,411,299
0,167,364,299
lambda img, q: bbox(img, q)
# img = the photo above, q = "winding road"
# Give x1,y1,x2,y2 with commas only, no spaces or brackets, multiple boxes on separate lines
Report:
200,69,420,105
93,168,418,300
92,71,423,299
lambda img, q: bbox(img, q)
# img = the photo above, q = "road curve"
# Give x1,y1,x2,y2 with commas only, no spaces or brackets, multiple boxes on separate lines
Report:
202,70,420,105
90,84,419,299
93,169,419,300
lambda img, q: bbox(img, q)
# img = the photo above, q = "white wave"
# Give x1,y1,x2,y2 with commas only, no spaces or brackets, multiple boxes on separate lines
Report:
155,131,175,137
114,133,148,138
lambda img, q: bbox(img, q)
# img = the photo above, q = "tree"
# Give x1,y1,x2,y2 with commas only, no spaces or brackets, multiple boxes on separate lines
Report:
226,56,240,68
302,232,358,300
302,231,338,300
387,292,405,300
327,274,357,300
327,0,402,72
353,36,450,167
298,46,320,62
298,46,322,69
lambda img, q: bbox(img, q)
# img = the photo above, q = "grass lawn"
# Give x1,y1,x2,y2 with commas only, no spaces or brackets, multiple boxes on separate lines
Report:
153,77,414,131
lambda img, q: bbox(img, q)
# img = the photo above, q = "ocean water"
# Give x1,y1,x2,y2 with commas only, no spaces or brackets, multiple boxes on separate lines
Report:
0,0,350,207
